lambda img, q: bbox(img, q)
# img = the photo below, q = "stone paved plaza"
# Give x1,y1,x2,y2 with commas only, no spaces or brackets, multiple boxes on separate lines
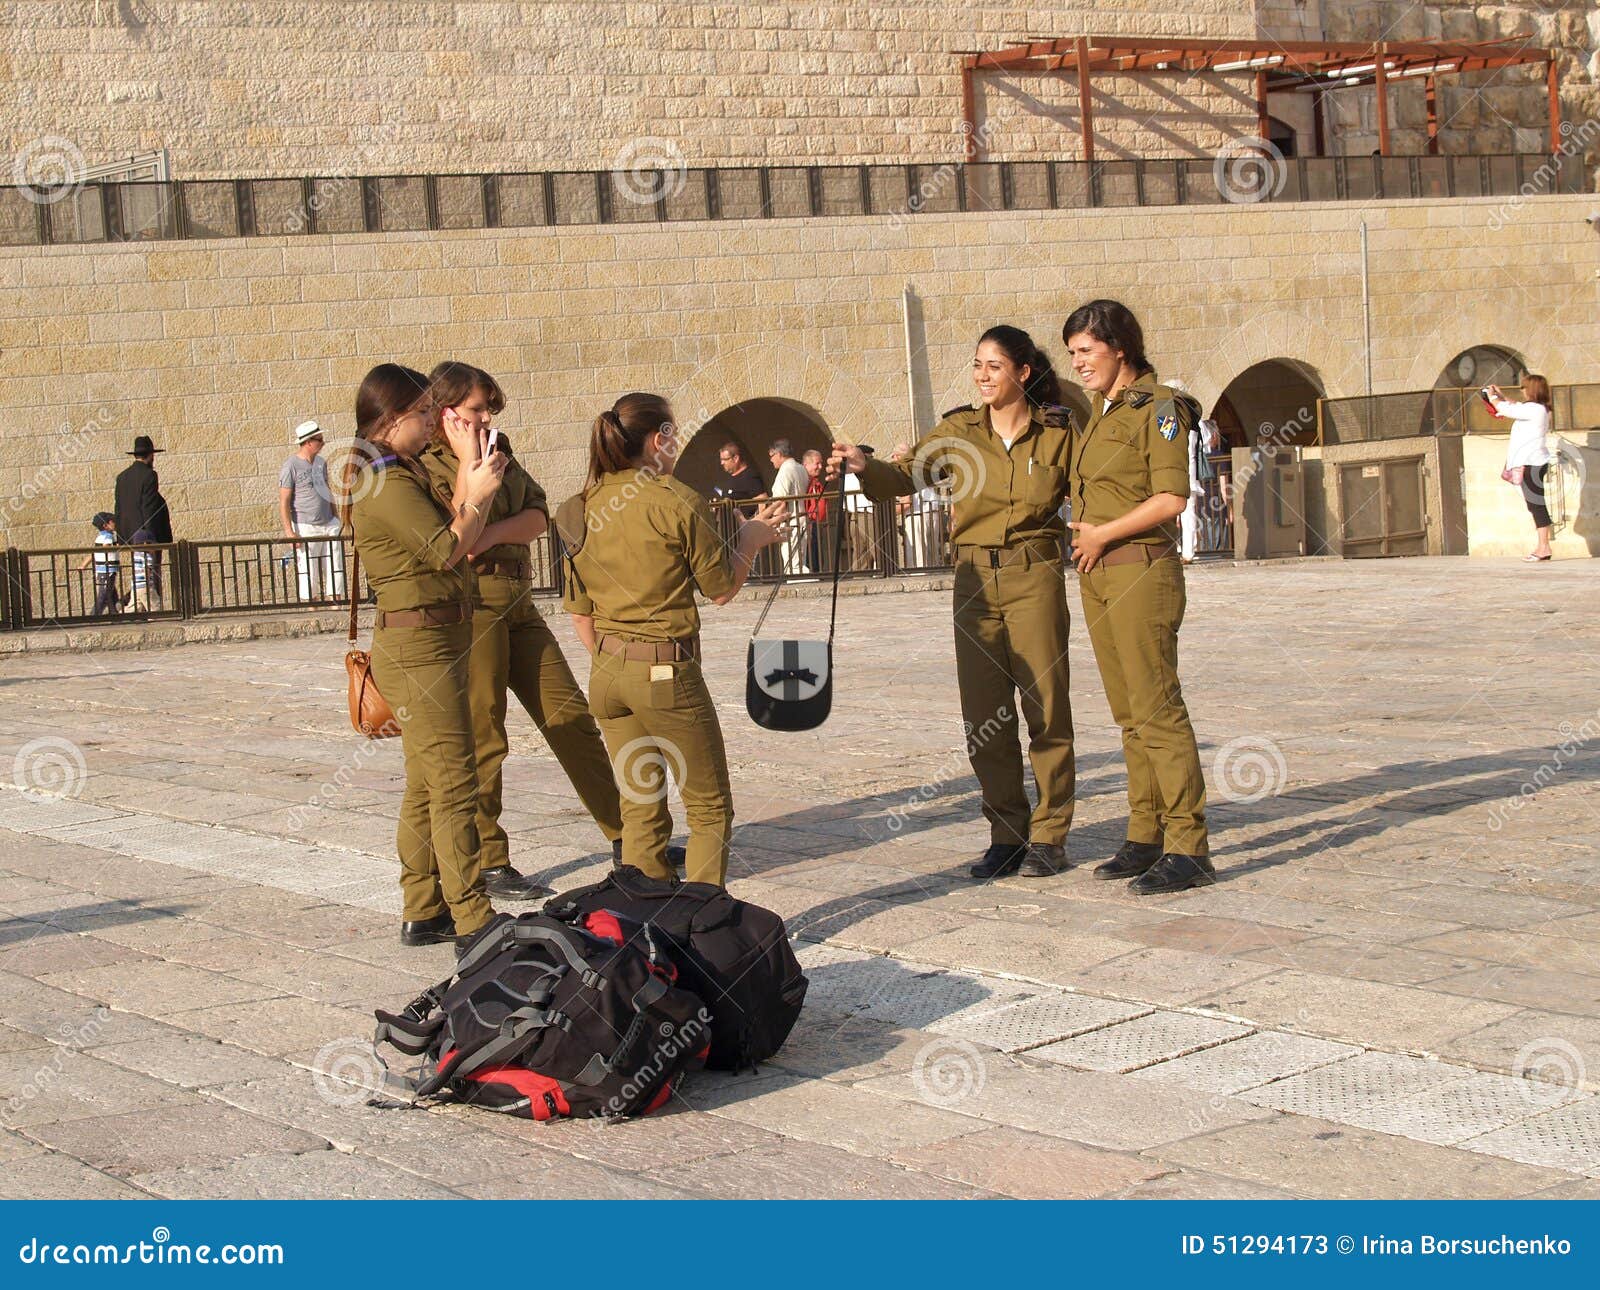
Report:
1,556,1598,1200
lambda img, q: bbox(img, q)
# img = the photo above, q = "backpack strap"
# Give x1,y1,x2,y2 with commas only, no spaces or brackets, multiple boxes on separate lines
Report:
507,920,608,989
413,1005,560,1098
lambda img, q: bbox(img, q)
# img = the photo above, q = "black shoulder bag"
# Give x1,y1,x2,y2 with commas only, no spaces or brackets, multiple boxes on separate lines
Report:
744,476,847,732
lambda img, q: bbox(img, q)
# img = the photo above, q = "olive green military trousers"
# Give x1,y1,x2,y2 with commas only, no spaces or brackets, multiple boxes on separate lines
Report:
1077,552,1209,856
586,650,733,887
952,551,1077,847
469,575,623,869
372,622,495,936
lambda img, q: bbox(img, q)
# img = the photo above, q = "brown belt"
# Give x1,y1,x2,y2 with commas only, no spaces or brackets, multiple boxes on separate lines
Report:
470,556,531,581
375,601,471,628
597,634,700,663
1097,540,1178,568
955,539,1061,569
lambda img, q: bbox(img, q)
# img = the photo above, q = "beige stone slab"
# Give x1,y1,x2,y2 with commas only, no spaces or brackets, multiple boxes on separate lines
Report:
0,929,156,976
1065,946,1281,1008
704,1072,984,1158
1430,966,1600,1017
178,996,376,1057
1238,934,1481,987
29,1102,326,1175
855,1055,1273,1152
1146,1114,1577,1199
0,1150,155,1199
893,921,1141,985
1437,1011,1600,1085
890,1124,1171,1199
1167,889,1464,943
0,1048,202,1129
90,1035,289,1090
37,959,283,1016
640,1138,995,1199
1114,1168,1304,1199
1194,970,1521,1052
1411,927,1600,978
1122,914,1316,957
132,1149,462,1200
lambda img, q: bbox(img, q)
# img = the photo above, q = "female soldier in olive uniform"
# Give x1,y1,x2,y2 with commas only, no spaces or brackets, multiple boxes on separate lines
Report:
830,325,1077,881
1062,299,1213,894
415,363,682,899
346,363,506,944
555,393,785,887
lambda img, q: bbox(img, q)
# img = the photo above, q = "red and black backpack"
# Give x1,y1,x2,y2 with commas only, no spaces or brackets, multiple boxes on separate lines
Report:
372,911,708,1120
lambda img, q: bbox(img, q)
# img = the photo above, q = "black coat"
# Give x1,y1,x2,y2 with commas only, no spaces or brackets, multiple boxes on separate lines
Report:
114,460,172,544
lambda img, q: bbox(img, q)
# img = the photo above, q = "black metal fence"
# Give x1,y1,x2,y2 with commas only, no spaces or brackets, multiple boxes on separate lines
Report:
2,152,1581,248
0,496,967,630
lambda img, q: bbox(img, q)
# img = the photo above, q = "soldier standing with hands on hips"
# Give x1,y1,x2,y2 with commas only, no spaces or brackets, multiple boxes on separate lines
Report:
829,325,1078,881
555,394,788,888
1062,299,1214,893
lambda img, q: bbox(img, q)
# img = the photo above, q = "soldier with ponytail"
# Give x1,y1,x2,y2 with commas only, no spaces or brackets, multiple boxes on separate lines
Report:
553,393,788,887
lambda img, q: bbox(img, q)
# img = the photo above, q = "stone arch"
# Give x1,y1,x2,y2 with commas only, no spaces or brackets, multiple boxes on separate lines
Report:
1431,344,1528,391
674,396,832,498
1182,308,1360,416
1400,304,1567,391
1212,358,1327,449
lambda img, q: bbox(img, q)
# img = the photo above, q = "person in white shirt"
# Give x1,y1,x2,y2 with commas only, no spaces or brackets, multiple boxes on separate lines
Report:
767,438,811,574
1488,375,1554,562
1166,379,1220,563
279,420,347,599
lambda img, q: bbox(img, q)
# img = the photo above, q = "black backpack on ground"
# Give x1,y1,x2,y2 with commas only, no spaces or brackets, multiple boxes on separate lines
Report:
371,911,709,1121
546,866,808,1071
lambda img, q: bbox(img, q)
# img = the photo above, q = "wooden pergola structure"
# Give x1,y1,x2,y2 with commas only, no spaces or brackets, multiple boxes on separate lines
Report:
958,36,1560,162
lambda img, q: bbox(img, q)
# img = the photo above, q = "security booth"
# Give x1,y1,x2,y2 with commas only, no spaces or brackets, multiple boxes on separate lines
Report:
1314,389,1489,558
1230,445,1311,560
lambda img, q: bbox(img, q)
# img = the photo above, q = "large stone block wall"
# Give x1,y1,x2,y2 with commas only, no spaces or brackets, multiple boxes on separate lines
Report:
2,192,1595,549
3,1,1260,178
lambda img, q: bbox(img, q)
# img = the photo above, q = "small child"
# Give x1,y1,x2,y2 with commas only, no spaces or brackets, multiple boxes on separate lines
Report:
77,513,122,617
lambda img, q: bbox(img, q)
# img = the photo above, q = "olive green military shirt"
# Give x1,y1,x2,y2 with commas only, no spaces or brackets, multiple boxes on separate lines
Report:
1071,371,1195,546
418,441,549,565
857,403,1074,547
350,455,472,613
559,471,736,642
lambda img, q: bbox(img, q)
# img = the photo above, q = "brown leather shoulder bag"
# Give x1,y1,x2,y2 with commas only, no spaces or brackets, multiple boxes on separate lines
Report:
345,546,401,739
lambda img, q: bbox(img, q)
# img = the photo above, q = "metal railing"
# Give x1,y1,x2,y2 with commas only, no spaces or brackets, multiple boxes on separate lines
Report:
2,152,1582,248
1321,383,1600,444
705,493,963,583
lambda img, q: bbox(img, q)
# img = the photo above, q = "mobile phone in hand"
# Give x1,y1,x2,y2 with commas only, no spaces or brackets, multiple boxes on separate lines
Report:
486,427,500,455
1479,387,1499,415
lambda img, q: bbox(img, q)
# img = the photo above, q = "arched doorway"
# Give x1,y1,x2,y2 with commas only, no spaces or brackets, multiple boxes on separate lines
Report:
674,397,832,498
1211,358,1325,451
1434,345,1526,392
1206,359,1327,559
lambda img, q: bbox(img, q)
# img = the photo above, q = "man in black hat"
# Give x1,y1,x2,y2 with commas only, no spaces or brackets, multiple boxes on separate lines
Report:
115,435,172,607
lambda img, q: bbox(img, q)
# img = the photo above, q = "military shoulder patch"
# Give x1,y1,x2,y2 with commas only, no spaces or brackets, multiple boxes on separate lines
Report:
1157,414,1178,440
1124,388,1154,409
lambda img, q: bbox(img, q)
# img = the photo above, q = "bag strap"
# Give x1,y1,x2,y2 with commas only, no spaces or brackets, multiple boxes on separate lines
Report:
347,546,361,645
750,472,848,644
